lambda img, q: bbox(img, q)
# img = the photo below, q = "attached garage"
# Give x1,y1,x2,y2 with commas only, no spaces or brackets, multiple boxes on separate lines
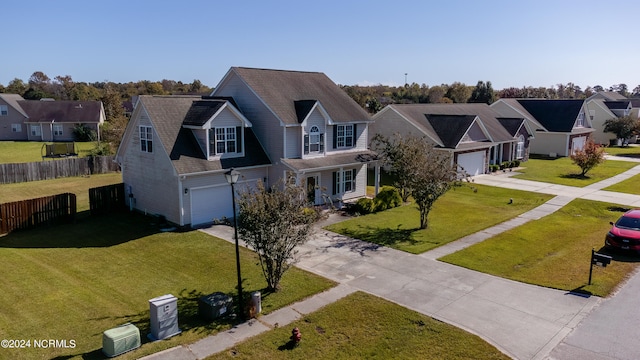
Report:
571,136,587,155
456,151,486,176
190,185,233,226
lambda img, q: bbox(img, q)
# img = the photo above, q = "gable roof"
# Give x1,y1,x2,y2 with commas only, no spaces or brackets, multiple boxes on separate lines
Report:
604,100,631,110
386,103,517,149
137,95,270,175
181,100,227,126
223,67,371,125
0,94,29,117
425,114,476,148
516,99,584,132
599,91,628,101
497,118,527,136
18,100,103,123
294,100,317,123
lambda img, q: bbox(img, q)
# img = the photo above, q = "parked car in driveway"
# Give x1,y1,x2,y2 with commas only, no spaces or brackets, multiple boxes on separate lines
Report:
605,209,640,252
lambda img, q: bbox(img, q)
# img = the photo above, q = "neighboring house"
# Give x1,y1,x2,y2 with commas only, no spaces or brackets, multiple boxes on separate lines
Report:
116,95,271,227
370,103,532,176
491,99,594,157
211,67,376,207
0,94,105,142
116,67,375,228
585,91,640,145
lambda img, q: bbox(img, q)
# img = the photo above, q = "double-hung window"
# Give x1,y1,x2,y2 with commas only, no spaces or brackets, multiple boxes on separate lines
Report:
0,105,8,116
216,127,236,154
11,124,21,132
304,126,324,154
336,125,353,147
332,169,357,195
30,125,42,137
140,125,153,153
53,124,63,136
576,113,585,127
516,135,524,159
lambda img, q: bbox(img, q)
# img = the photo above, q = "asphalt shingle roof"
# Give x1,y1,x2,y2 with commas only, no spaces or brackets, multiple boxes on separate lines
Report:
227,67,371,125
138,95,270,175
18,100,103,123
425,114,476,148
281,150,377,172
182,100,227,126
604,100,630,110
516,99,584,132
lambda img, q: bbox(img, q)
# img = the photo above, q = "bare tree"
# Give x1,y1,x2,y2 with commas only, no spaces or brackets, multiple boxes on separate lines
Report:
237,178,321,291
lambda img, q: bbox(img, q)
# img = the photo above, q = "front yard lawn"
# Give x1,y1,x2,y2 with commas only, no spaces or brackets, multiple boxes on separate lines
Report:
0,141,97,163
206,291,509,360
603,173,640,195
0,213,335,360
604,144,640,158
326,184,553,254
0,172,123,213
440,199,639,297
512,157,637,187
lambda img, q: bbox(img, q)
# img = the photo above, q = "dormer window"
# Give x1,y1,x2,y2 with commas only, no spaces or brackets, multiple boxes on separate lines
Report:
333,124,357,149
209,126,243,157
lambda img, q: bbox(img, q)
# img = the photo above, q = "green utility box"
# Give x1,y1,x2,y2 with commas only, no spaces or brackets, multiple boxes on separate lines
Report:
102,323,141,357
199,292,233,321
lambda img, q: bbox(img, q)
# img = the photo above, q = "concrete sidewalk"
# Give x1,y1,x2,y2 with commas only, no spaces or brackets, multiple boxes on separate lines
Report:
145,163,640,360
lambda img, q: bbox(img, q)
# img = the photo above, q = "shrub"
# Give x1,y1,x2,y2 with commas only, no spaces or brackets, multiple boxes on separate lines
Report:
353,198,375,215
373,186,402,212
513,159,521,167
73,124,97,142
490,164,499,172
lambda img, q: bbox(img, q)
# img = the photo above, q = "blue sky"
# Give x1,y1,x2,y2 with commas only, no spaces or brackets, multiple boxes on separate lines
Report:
3,0,639,90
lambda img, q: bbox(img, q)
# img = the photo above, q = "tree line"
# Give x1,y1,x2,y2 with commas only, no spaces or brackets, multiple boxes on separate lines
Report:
342,81,640,113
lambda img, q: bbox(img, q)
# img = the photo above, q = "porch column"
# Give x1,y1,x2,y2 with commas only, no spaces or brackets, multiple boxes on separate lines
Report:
374,163,380,196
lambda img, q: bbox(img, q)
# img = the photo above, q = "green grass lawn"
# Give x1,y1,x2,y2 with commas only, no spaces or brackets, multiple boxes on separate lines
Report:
0,172,123,212
604,144,640,158
0,212,335,360
0,141,97,163
440,199,639,297
513,157,637,187
327,184,553,254
206,291,509,360
603,173,640,195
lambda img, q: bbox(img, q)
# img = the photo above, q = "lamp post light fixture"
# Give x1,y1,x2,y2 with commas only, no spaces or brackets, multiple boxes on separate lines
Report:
224,168,243,320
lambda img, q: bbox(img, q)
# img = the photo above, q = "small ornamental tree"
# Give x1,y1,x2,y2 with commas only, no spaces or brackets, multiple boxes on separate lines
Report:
570,138,605,177
372,133,460,229
237,178,320,291
603,115,640,146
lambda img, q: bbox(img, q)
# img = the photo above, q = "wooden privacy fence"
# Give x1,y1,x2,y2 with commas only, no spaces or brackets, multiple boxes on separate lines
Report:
0,193,76,235
0,156,120,184
89,183,126,215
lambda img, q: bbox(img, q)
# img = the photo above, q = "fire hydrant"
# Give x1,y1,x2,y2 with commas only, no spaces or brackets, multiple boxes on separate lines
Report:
290,327,301,346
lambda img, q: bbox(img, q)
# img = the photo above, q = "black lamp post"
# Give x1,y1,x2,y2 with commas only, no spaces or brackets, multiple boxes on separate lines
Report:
224,168,243,320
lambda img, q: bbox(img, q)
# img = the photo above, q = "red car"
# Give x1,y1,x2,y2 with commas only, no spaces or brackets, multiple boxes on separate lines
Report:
605,209,640,252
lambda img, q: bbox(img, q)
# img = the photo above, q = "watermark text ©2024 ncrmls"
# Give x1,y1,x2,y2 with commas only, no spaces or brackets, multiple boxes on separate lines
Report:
1,339,76,349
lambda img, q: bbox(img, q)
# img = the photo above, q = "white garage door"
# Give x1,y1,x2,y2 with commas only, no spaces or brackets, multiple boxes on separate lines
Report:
571,136,587,154
190,186,233,226
457,151,485,176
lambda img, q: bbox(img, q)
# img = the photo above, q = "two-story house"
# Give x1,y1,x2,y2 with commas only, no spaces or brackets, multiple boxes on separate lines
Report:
116,67,375,228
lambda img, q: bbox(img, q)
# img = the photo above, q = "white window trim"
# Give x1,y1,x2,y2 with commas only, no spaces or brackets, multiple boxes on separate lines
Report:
30,125,42,137
140,125,153,153
0,105,8,116
336,124,354,148
309,126,320,152
11,124,21,132
516,135,524,159
214,126,236,154
53,124,63,136
576,113,585,127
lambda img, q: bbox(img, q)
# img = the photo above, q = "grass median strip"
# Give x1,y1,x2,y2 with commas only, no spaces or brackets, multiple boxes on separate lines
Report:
440,198,639,297
327,184,553,254
0,212,335,360
206,291,510,360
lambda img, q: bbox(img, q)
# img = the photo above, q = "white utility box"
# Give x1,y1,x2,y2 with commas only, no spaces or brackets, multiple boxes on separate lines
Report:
149,294,181,340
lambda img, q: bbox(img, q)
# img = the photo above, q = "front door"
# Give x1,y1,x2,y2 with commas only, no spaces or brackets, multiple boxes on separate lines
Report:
306,174,320,205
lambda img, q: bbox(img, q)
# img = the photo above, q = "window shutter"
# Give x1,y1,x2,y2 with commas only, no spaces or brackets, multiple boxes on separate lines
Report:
236,126,242,153
304,134,309,154
332,171,337,195
319,133,324,152
211,128,216,155
332,125,337,149
352,124,357,147
352,169,357,191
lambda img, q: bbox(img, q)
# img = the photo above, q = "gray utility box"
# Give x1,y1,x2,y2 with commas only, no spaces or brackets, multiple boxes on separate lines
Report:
102,323,140,357
199,292,233,321
149,294,181,340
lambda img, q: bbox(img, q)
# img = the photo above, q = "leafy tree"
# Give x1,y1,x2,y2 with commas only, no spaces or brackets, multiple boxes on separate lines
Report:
5,78,27,95
469,81,495,104
371,133,459,229
237,177,321,291
603,115,640,145
365,97,382,113
445,82,472,103
570,138,605,176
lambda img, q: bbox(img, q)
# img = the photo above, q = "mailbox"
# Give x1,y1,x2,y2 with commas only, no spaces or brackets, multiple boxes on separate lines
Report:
592,252,612,267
